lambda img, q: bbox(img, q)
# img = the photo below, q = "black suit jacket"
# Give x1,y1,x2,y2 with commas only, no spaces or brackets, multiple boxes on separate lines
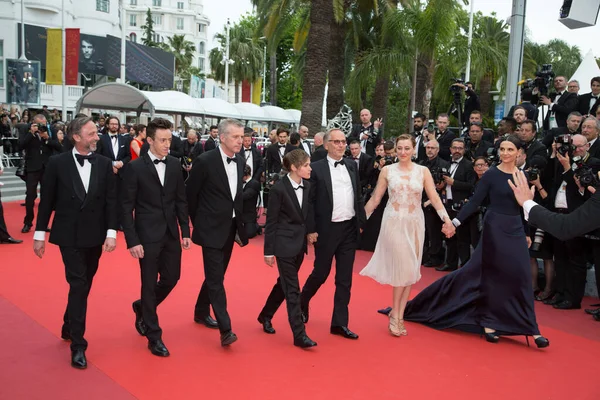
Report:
96,133,131,177
308,158,365,242
20,132,60,172
462,88,481,126
546,157,600,212
447,158,476,203
264,176,313,258
437,130,456,161
182,140,204,163
466,140,493,161
238,147,264,180
541,126,577,149
524,139,549,170
350,124,382,157
533,91,578,130
121,154,190,248
577,92,600,116
204,136,217,151
351,152,373,190
186,149,248,248
265,143,294,174
242,178,261,224
411,131,427,163
529,191,600,241
311,145,327,162
299,139,312,156
588,139,600,159
35,151,118,247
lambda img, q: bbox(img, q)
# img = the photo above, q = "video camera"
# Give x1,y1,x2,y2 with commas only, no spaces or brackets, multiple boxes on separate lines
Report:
430,166,449,185
450,78,465,95
534,64,555,97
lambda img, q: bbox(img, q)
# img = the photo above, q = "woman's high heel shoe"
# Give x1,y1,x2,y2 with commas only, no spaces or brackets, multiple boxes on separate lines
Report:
526,336,550,348
389,316,401,337
397,319,408,336
483,331,500,343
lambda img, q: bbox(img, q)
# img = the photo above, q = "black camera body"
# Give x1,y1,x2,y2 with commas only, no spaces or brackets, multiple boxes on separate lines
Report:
450,78,465,95
573,161,599,187
534,64,555,97
528,167,540,181
486,146,499,165
383,155,395,166
556,134,575,157
430,167,449,185
452,200,467,212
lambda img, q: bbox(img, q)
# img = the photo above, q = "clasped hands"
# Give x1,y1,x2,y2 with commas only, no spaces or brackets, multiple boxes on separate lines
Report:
442,220,455,238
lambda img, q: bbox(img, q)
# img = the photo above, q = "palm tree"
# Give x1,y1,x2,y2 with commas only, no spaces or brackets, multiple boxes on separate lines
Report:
159,34,196,92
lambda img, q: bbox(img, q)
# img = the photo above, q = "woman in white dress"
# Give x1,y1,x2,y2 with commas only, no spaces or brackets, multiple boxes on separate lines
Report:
360,134,454,336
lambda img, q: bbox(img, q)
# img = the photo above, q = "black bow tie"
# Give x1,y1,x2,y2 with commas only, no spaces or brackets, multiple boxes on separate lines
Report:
110,135,118,140
227,156,237,164
295,185,304,191
279,144,286,148
75,153,96,167
451,161,459,164
334,160,345,167
592,96,598,99
153,158,167,165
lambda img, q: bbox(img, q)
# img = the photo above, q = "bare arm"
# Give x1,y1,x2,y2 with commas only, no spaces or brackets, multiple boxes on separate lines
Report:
365,167,388,218
423,167,450,223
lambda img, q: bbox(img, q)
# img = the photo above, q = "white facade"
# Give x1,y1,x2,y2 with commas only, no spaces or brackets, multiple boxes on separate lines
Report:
123,0,210,75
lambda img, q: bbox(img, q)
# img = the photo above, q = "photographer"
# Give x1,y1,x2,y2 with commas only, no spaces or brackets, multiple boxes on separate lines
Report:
462,111,494,143
411,113,427,163
517,120,549,170
434,113,455,161
19,114,61,233
421,140,450,268
348,140,373,193
437,138,476,272
451,82,480,127
349,108,382,157
533,75,578,130
542,111,582,150
507,88,538,122
542,134,600,310
465,122,493,161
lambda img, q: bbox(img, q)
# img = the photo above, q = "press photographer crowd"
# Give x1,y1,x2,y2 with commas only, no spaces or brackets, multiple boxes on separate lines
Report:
2,65,600,368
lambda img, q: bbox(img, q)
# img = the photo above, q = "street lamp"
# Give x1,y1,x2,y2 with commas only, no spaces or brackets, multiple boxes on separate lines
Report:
220,19,234,102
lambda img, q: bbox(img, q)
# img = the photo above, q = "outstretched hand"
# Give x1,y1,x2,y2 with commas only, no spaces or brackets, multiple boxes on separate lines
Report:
508,170,535,207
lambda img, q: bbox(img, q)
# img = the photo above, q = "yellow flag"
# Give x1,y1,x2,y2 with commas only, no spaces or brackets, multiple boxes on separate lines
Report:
46,28,62,85
252,78,262,105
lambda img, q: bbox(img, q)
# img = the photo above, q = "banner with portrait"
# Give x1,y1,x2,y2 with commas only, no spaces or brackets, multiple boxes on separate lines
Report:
79,34,107,76
17,24,47,69
6,59,41,105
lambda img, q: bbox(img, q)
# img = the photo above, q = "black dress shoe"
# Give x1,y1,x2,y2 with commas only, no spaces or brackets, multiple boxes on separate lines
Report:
423,261,443,268
330,326,359,339
377,307,392,315
0,237,23,244
553,300,581,310
257,316,276,334
220,331,238,346
294,335,317,348
71,349,87,369
21,224,32,233
534,336,550,348
194,315,219,329
435,264,458,272
301,305,309,323
543,294,563,305
132,300,147,336
584,307,600,315
594,314,600,321
61,327,71,341
148,339,170,357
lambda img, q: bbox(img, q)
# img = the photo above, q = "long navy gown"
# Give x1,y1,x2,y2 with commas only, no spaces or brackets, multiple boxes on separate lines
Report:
404,166,541,336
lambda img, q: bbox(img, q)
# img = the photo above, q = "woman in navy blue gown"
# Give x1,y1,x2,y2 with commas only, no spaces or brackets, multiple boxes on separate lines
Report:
404,136,549,348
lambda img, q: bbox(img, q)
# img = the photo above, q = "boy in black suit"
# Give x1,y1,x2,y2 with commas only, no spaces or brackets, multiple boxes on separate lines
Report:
33,116,118,369
259,149,317,348
122,118,191,357
242,164,261,238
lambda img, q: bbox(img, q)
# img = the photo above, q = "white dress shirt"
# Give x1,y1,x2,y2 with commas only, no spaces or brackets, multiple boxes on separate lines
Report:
109,134,119,160
219,147,239,217
523,199,538,221
327,156,355,222
302,140,311,154
147,150,166,186
34,148,117,241
288,174,304,209
445,157,463,201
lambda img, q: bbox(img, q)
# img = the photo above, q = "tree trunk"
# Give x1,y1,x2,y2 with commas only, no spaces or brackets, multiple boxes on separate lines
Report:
372,75,390,127
415,52,435,118
300,0,332,133
270,53,277,105
326,12,346,121
478,74,493,117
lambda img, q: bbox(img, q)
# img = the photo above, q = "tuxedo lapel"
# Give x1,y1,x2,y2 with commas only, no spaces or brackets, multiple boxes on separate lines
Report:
321,160,334,204
68,155,86,202
105,135,116,160
143,154,164,190
302,181,310,219
214,151,232,199
82,161,99,209
283,176,303,219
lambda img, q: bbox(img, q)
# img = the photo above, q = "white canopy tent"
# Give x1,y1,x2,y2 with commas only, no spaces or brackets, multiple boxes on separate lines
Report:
570,50,600,90
76,82,155,115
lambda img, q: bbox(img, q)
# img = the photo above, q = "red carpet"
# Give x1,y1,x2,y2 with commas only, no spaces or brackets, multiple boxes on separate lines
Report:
1,200,599,399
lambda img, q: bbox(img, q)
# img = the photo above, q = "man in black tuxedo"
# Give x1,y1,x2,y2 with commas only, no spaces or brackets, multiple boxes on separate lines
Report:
187,119,249,346
349,109,382,157
348,139,373,192
298,125,312,155
533,75,578,130
437,138,476,271
462,111,495,143
454,82,480,127
576,77,600,117
581,116,600,159
511,170,600,320
434,113,456,161
300,129,365,339
20,114,61,233
122,118,191,357
411,113,428,163
311,132,327,162
541,112,582,149
242,164,261,238
182,129,203,180
265,128,294,174
32,116,118,369
204,125,219,151
239,131,263,180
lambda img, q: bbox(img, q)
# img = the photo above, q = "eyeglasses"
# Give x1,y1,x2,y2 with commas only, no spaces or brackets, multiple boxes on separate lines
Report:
331,139,347,146
474,164,488,168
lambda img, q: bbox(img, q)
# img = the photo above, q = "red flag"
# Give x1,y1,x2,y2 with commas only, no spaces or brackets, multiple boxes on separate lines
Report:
65,28,80,85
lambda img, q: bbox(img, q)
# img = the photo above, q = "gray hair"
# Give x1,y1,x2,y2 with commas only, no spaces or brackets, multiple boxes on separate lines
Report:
572,134,588,145
218,118,244,137
67,116,94,144
567,111,583,120
583,116,600,131
324,128,344,144
568,79,580,86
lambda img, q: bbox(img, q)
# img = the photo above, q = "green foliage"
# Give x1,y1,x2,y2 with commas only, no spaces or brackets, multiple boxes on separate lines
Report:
159,34,198,92
141,8,157,48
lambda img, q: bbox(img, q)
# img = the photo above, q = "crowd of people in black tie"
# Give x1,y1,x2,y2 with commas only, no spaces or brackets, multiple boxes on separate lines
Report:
4,76,600,370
